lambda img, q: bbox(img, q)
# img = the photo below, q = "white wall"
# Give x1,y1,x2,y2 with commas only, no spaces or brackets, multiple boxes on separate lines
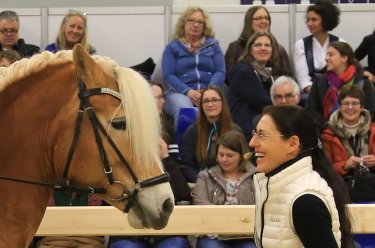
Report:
1,3,375,81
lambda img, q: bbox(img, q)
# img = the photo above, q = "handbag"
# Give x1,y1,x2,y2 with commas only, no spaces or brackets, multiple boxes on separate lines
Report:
344,166,375,203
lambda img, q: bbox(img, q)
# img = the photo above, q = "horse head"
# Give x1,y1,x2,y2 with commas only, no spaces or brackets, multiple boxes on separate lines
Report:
65,44,174,229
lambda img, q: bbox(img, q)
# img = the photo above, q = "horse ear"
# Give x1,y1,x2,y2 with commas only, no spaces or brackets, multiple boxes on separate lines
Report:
72,44,99,87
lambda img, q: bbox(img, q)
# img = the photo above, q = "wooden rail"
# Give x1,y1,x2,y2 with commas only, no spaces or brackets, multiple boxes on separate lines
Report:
36,205,375,236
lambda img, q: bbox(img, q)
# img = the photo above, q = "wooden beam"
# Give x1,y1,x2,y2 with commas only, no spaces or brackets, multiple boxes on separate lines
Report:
36,204,375,236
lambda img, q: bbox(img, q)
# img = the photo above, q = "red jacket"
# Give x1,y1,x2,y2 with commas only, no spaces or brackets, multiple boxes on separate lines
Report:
321,123,375,175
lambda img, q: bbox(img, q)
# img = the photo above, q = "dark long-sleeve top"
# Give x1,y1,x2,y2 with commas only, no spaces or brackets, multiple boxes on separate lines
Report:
228,61,273,140
355,32,375,75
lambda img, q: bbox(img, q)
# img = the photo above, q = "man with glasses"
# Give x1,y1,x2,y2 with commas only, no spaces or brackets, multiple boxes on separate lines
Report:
0,10,40,58
270,76,301,106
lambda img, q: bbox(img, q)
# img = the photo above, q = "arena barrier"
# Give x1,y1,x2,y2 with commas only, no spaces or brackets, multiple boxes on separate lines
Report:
36,205,375,236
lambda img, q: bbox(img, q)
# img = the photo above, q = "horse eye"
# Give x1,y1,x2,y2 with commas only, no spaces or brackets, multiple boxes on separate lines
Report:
111,117,126,130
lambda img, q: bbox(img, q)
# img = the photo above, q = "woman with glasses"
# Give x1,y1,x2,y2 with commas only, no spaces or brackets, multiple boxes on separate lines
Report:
181,86,242,183
162,6,225,126
293,0,342,95
46,9,96,55
321,85,375,203
306,41,374,131
249,105,355,248
227,31,274,140
192,130,256,248
225,6,291,84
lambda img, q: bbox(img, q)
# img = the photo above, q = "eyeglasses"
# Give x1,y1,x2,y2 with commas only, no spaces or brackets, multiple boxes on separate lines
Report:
341,101,361,108
186,18,205,26
202,98,222,105
68,9,87,17
251,130,284,141
0,29,18,35
252,43,272,49
252,16,270,22
273,93,296,101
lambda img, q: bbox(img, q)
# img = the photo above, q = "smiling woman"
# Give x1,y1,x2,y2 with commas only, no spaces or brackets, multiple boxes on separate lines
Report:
45,9,96,55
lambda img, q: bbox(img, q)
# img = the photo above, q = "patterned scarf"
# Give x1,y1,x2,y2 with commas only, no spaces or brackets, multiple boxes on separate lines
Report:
180,36,205,54
251,62,272,82
323,64,356,119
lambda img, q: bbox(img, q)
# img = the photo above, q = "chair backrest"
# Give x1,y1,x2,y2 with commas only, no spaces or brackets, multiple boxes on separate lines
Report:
176,107,198,158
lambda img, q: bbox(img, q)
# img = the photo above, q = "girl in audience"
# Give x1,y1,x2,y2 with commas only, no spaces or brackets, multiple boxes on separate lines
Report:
162,6,225,125
306,41,374,131
0,49,21,67
227,31,274,140
192,130,256,248
46,9,96,54
321,85,375,202
225,6,291,83
355,29,375,83
293,0,342,95
181,86,241,183
250,105,354,248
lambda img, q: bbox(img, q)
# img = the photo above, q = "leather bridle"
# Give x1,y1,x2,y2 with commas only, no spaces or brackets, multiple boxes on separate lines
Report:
0,77,170,213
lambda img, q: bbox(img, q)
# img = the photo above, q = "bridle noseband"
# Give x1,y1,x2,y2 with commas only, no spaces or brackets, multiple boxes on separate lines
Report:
0,77,170,213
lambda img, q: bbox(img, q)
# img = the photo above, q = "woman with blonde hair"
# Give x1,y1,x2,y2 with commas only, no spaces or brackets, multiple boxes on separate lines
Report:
162,6,225,125
46,9,96,54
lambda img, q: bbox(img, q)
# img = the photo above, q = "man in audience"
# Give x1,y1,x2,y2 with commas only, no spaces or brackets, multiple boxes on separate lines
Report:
270,76,301,106
0,10,40,58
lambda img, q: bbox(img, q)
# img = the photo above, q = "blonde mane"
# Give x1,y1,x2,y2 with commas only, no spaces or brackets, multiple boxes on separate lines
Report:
0,50,162,173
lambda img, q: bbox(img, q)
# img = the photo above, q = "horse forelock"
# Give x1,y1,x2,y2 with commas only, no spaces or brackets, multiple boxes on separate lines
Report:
116,68,162,174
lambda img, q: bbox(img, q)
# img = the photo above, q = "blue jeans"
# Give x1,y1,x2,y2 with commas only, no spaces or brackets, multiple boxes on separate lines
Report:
196,236,256,248
110,236,190,248
164,90,194,127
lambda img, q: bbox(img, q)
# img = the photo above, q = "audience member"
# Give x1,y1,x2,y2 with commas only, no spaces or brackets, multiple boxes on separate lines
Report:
250,105,354,248
306,41,375,131
227,31,274,140
108,81,191,248
355,29,375,83
192,130,256,248
321,85,375,202
293,0,342,94
225,6,291,84
181,86,242,183
0,49,21,67
0,10,40,58
270,76,301,106
162,6,225,125
46,9,96,55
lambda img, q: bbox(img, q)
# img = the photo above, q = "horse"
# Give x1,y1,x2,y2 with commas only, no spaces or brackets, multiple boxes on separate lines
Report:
0,45,174,247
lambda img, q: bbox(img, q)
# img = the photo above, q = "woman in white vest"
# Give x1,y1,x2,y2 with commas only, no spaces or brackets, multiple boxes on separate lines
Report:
249,105,355,248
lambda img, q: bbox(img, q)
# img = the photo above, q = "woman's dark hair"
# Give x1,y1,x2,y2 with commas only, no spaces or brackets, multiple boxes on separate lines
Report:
239,6,271,45
263,105,354,248
329,41,363,76
196,85,233,163
216,130,249,172
306,0,340,32
338,84,365,107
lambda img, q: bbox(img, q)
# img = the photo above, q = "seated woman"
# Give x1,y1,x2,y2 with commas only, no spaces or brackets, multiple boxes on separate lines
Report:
46,9,96,54
162,6,225,125
321,85,375,202
249,105,354,247
293,0,342,95
192,130,256,248
181,86,242,183
225,5,291,84
306,41,375,131
355,28,375,83
108,81,191,248
228,31,274,140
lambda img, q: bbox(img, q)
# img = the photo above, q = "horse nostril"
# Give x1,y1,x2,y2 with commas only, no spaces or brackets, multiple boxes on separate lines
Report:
162,198,174,213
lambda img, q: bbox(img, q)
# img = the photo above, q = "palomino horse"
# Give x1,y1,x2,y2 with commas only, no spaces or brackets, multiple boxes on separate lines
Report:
0,45,174,247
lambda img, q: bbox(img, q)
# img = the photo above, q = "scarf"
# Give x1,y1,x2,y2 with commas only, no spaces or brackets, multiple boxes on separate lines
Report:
323,64,356,119
180,36,205,53
251,62,272,82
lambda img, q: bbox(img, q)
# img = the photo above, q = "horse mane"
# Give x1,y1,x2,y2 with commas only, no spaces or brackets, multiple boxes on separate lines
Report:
0,51,162,173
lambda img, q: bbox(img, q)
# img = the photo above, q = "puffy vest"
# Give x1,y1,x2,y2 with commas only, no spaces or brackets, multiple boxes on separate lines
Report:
253,156,341,248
